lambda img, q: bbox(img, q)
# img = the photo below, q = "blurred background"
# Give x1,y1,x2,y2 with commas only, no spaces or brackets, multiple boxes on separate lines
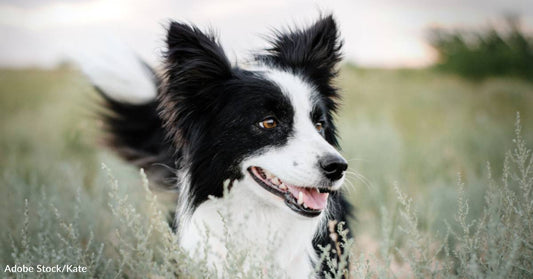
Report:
1,0,532,277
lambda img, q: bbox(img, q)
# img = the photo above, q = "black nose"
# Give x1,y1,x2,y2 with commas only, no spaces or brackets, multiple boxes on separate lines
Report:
319,155,348,181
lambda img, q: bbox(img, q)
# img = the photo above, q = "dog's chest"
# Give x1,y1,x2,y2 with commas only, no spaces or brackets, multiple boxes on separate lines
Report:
178,185,320,278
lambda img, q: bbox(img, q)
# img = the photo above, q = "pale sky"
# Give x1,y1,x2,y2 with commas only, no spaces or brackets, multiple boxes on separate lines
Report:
0,0,532,68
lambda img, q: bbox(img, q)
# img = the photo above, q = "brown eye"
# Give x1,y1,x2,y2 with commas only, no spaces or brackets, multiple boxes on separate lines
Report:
315,122,324,132
259,118,277,129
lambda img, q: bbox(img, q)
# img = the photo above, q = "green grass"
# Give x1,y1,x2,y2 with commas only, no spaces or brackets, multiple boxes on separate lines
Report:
0,66,532,278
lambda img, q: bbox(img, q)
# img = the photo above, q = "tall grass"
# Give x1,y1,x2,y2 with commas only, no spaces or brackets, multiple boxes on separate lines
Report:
5,115,532,278
1,68,532,277
376,114,533,278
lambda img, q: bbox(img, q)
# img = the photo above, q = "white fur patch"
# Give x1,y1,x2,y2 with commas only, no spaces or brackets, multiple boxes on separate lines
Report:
180,175,319,279
75,39,157,105
245,69,345,190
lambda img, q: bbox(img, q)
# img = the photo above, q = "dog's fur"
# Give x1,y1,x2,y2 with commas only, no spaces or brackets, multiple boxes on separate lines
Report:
83,15,352,278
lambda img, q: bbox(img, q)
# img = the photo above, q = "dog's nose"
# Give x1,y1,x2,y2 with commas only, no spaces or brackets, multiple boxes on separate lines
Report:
319,155,348,181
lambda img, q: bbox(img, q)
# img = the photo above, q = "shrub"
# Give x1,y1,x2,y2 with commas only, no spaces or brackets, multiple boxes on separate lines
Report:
428,16,533,80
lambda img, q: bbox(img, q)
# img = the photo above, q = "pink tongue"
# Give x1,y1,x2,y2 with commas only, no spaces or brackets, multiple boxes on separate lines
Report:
287,186,329,210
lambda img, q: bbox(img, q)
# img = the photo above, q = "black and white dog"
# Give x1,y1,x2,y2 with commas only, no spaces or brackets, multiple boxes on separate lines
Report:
82,15,351,278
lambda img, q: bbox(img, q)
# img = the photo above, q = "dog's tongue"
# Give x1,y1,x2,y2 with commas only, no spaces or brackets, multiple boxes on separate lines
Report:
287,185,329,210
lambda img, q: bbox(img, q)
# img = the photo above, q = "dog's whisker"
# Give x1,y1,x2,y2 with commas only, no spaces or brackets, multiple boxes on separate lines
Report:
342,178,357,196
344,170,373,190
344,157,368,163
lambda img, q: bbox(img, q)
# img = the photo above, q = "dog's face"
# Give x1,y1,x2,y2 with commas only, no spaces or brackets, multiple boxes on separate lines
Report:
159,16,347,217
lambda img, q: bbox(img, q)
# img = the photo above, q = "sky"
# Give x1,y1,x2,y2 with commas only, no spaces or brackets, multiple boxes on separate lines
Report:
0,0,532,69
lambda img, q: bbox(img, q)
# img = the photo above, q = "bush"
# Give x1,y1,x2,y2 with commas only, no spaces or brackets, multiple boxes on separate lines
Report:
428,16,533,80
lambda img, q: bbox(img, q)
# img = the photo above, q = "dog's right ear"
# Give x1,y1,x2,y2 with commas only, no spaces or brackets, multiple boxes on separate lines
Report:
164,21,232,85
160,22,232,147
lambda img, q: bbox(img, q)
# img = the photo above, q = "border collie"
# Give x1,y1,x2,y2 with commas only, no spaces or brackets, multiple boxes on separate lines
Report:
82,15,351,278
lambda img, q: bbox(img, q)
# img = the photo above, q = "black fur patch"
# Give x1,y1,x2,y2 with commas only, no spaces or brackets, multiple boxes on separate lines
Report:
96,70,178,188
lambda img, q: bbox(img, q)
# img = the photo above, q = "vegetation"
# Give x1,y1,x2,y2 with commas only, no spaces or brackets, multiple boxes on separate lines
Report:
429,16,533,80
1,67,532,278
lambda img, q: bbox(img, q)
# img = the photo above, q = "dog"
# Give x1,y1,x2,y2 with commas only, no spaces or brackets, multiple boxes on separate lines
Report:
82,15,352,278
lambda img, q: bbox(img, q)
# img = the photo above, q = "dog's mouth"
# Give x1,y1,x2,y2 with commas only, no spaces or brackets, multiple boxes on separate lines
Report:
248,166,331,217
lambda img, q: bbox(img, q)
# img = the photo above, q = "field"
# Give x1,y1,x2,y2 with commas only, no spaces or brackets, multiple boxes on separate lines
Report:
1,66,532,278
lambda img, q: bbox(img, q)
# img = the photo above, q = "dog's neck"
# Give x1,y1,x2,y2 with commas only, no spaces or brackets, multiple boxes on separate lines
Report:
177,174,323,279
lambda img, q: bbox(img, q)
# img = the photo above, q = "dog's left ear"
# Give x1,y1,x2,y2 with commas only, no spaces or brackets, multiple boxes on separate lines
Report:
261,15,342,89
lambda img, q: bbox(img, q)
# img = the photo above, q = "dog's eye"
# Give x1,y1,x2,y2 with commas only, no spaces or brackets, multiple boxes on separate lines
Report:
315,122,324,132
259,117,278,129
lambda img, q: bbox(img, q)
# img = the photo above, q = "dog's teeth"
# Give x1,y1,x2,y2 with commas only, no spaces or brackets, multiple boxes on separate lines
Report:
272,177,280,185
279,183,288,190
298,191,304,205
303,203,308,209
264,170,273,178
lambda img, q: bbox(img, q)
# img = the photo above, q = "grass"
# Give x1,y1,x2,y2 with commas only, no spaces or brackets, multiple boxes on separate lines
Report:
0,66,532,277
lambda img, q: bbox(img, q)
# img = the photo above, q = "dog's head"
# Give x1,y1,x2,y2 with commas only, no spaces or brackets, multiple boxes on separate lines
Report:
159,15,347,218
